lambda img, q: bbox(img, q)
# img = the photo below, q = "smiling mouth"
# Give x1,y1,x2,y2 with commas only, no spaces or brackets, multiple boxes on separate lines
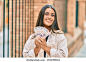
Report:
46,20,52,22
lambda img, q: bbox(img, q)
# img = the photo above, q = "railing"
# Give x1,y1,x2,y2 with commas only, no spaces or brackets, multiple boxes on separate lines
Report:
2,0,34,57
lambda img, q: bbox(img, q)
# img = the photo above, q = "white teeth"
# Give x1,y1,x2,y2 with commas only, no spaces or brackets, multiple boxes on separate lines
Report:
46,20,51,22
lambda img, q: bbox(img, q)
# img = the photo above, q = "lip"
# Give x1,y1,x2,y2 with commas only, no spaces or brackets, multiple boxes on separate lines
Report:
46,20,52,23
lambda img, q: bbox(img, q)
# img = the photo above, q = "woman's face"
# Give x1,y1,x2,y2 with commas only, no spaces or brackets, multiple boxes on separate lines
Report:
43,8,55,27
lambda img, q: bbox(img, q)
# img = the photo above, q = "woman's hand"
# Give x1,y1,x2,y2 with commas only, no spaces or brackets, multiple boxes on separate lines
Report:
34,36,51,56
39,37,46,48
39,37,51,55
35,36,41,48
34,36,41,57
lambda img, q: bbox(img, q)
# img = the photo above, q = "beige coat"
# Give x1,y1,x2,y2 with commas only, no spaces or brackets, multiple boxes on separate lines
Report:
23,30,68,58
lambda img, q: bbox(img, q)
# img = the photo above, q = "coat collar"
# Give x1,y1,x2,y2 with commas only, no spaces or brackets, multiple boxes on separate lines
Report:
50,29,64,35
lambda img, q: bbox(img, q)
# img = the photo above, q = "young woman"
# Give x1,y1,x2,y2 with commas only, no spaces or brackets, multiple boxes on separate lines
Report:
23,4,68,58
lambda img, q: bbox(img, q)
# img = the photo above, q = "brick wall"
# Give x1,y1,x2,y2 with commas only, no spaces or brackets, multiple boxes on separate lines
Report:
54,0,67,32
66,0,85,57
0,1,3,31
78,1,85,30
67,0,76,36
9,0,54,57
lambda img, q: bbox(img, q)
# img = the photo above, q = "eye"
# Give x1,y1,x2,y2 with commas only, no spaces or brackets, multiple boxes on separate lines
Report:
45,12,49,15
45,13,49,15
51,14,55,17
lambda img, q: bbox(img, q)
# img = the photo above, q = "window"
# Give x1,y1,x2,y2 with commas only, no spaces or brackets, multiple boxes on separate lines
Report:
76,1,78,27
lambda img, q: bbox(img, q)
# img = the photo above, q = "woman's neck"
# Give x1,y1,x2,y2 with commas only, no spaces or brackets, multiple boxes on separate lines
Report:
43,25,51,32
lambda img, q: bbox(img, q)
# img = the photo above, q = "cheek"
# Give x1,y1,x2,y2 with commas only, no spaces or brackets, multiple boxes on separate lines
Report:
43,16,46,22
43,16,47,20
52,17,55,22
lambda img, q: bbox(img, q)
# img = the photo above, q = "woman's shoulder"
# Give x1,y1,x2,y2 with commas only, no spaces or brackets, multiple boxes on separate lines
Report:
53,29,64,34
28,33,36,40
53,30,66,38
53,30,67,41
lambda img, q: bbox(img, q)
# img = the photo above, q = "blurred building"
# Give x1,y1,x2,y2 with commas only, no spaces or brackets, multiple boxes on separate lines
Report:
66,0,85,57
0,0,3,31
54,0,85,57
7,0,85,57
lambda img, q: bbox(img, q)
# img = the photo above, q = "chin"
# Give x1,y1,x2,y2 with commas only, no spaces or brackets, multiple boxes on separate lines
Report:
45,24,52,27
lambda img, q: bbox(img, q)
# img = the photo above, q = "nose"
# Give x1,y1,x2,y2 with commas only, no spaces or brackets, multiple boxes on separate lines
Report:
48,15,51,19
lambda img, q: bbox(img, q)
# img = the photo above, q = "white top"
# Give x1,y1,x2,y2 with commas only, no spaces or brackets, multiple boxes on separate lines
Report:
23,30,68,58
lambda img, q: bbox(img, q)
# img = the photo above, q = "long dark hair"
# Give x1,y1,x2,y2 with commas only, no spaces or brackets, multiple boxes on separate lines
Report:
36,4,60,33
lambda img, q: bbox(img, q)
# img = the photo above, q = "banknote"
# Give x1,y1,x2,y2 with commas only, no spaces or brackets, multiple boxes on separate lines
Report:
34,26,50,38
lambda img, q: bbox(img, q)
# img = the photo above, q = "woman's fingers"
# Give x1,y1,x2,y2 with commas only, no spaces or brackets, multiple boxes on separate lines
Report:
35,36,47,49
36,37,41,43
35,36,42,47
39,37,46,43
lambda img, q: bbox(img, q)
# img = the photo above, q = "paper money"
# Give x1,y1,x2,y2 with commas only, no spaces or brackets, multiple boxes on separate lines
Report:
34,26,50,38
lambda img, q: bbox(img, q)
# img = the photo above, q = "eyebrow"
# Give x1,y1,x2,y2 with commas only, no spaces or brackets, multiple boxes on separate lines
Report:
45,12,55,14
51,13,55,14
